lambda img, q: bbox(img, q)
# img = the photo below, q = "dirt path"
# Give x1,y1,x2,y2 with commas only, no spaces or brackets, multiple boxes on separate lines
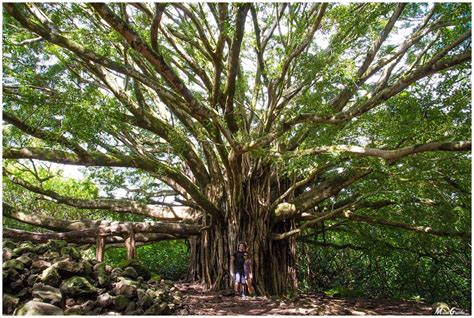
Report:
175,282,433,315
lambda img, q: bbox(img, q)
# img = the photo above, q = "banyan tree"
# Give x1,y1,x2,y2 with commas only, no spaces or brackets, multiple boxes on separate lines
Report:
2,3,471,296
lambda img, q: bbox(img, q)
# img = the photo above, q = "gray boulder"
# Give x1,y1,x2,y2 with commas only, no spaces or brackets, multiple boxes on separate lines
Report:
3,248,14,261
31,259,52,274
119,259,151,280
64,305,86,315
97,292,113,308
127,308,144,315
17,287,32,300
125,301,136,314
81,299,96,312
14,300,64,315
27,274,38,286
32,283,64,307
10,277,26,291
112,277,138,299
137,294,154,310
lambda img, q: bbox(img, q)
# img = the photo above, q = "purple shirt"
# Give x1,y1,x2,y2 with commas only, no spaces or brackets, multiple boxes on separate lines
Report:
244,259,252,276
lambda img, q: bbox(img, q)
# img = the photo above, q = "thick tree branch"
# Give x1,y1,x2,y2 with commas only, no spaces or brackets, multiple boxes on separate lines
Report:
3,202,196,233
6,174,193,221
3,111,89,159
332,4,406,111
3,228,186,244
280,141,472,163
4,147,224,223
150,3,166,52
223,4,251,133
279,4,327,85
274,168,372,222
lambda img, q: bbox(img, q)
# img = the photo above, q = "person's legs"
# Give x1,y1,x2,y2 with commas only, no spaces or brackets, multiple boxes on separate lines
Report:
246,278,255,296
234,272,243,295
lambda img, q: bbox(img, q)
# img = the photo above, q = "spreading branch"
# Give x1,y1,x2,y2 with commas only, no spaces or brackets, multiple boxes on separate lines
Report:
5,174,193,221
280,141,472,163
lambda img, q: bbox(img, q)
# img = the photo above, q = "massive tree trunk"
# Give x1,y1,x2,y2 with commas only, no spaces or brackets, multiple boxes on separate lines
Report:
188,161,299,296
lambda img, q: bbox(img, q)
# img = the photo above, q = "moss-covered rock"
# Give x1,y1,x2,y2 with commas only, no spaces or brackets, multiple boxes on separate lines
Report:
13,241,35,255
53,260,86,278
3,293,19,315
46,240,68,252
95,263,110,288
149,272,162,283
137,294,154,310
3,240,17,250
43,250,61,260
60,246,82,261
33,243,49,255
16,255,33,268
60,276,97,298
2,239,183,315
118,259,151,280
122,266,138,279
80,259,93,277
3,259,25,271
40,267,61,287
114,295,130,311
144,302,168,315
14,300,64,315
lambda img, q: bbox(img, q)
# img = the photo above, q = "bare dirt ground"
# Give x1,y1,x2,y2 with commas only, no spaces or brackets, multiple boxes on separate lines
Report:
175,282,434,315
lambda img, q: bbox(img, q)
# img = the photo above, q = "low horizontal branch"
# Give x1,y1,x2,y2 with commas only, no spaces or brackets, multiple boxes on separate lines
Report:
3,228,185,244
3,202,200,237
6,174,193,221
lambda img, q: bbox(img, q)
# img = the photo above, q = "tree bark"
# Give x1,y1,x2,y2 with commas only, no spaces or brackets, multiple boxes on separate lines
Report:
96,235,105,262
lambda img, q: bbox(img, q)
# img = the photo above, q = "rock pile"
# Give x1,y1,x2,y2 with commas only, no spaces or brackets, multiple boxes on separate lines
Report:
3,240,184,315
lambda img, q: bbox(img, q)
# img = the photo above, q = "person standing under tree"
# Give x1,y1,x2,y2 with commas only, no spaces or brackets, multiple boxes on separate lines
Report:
244,252,256,297
230,242,246,297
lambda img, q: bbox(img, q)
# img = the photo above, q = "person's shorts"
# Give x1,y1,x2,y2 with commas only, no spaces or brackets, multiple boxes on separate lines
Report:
235,272,245,284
